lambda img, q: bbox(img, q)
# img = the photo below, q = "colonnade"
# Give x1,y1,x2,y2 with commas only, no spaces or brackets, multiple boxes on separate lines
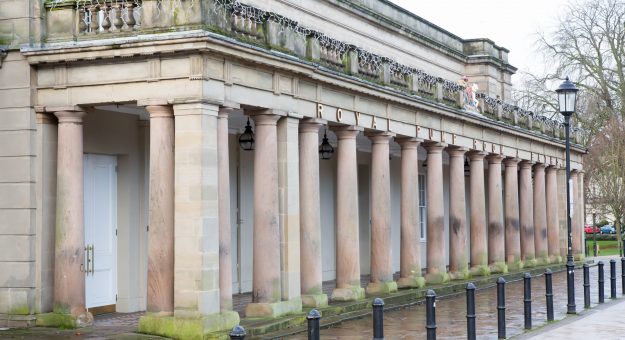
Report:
45,102,586,323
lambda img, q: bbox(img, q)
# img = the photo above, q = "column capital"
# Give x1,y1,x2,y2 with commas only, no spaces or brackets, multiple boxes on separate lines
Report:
519,160,534,169
503,157,521,167
218,107,239,118
467,150,489,161
396,137,423,149
447,146,468,157
145,104,174,119
36,112,57,125
250,112,282,126
54,110,86,124
300,118,326,133
487,153,505,163
533,163,547,170
365,131,395,144
545,164,560,171
423,141,446,153
331,125,363,139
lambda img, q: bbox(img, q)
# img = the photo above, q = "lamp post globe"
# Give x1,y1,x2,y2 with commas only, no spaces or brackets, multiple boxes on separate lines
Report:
557,76,579,314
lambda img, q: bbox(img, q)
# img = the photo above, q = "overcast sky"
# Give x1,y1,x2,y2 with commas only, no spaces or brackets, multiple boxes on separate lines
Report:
388,0,572,83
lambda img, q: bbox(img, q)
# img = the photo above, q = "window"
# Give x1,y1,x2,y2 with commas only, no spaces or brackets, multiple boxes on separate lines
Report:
419,173,427,240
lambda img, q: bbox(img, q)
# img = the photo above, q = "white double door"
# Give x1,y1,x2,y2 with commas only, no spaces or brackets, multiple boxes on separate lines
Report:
83,154,118,309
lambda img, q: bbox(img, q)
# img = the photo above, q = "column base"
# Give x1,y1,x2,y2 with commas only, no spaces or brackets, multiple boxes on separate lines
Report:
574,254,585,262
506,260,524,272
331,286,365,302
301,294,328,308
397,276,425,289
549,255,563,264
365,280,398,295
138,310,240,338
449,268,471,281
469,265,491,277
36,311,93,328
245,298,302,318
425,271,450,284
523,258,537,268
489,262,508,274
535,256,550,266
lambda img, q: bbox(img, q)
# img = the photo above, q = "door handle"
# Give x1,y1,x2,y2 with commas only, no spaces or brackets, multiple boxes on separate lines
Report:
90,244,95,275
84,245,91,274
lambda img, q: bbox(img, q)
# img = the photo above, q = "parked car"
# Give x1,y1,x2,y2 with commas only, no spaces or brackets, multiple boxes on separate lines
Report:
585,225,600,234
600,225,616,234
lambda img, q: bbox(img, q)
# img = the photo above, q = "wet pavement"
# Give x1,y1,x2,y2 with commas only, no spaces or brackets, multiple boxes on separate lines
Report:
518,294,625,339
0,312,160,339
291,256,623,339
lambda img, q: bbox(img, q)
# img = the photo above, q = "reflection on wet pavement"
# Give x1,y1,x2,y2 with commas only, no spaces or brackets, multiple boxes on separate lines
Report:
292,259,622,339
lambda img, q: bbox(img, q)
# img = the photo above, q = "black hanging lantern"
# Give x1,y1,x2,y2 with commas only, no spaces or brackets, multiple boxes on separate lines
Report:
464,156,470,175
238,118,255,151
319,130,334,160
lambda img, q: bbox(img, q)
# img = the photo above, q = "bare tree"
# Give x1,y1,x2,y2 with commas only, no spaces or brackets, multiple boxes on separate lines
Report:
538,0,625,121
514,0,625,254
585,117,625,254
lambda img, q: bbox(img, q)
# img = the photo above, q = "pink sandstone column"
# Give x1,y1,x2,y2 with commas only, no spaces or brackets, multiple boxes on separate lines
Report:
331,126,365,301
469,151,490,276
546,166,562,263
217,108,233,311
397,138,425,288
487,154,507,273
366,132,398,294
299,119,328,307
144,102,175,314
52,108,92,326
448,147,469,280
519,161,536,267
424,143,449,284
571,170,582,259
247,113,282,312
504,158,522,271
533,164,549,264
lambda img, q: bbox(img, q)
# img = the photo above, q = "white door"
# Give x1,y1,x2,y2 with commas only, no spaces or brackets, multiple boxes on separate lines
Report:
84,154,118,309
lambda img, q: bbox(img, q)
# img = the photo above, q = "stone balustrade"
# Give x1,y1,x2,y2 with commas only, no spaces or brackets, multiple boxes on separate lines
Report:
76,1,141,34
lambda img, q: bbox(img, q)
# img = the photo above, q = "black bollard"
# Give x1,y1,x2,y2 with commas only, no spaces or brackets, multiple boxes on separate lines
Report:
599,261,605,303
372,298,384,340
497,277,506,339
583,264,590,309
611,259,617,299
621,257,625,295
523,273,532,330
307,309,321,340
545,269,554,322
466,283,476,340
426,289,437,340
229,325,247,339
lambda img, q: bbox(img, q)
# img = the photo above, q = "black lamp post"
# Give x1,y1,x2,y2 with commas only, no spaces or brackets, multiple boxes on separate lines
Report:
239,117,255,151
319,129,334,160
592,209,597,257
556,76,579,314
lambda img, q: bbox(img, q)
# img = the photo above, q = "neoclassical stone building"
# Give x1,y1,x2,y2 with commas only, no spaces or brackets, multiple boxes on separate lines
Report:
0,0,586,337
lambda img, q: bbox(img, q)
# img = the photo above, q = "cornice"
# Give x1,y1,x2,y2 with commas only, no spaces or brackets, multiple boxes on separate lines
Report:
21,30,584,154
